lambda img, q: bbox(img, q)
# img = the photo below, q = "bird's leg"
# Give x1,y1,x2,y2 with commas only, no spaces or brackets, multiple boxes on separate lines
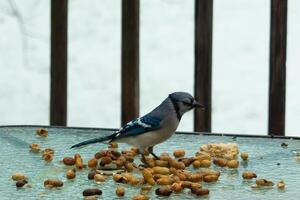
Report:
139,147,159,168
148,146,159,160
138,153,149,168
141,153,147,164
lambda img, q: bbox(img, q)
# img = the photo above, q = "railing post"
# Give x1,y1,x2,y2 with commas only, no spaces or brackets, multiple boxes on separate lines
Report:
194,0,213,132
50,0,68,126
268,0,287,136
121,0,140,126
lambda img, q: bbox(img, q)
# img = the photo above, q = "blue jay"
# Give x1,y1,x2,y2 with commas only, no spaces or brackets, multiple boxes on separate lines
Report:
71,92,204,160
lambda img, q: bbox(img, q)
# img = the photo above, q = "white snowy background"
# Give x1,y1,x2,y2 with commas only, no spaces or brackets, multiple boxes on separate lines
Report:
0,0,299,136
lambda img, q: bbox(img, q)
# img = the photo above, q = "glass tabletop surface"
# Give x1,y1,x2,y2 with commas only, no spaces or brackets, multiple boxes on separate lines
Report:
0,126,300,200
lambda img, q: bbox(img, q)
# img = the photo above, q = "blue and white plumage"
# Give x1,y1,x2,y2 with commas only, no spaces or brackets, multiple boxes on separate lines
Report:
71,92,204,159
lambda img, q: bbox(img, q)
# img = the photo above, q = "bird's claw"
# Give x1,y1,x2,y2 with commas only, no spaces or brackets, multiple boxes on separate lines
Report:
138,163,151,169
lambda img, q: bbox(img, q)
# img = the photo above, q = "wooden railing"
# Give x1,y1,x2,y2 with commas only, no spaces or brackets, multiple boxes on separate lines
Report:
50,0,287,136
50,0,68,126
194,0,213,133
268,0,287,136
121,0,140,126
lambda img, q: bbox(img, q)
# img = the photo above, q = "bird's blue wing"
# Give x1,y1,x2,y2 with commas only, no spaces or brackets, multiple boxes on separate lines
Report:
113,115,162,140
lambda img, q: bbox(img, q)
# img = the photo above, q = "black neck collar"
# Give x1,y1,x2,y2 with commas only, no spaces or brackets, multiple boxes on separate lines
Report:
169,96,181,121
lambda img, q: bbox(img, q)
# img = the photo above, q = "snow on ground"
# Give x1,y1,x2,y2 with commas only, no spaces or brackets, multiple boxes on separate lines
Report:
0,0,299,136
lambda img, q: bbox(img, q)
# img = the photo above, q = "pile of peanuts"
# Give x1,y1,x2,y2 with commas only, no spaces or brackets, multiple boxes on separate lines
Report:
200,143,239,160
29,128,55,162
11,128,286,199
11,172,29,188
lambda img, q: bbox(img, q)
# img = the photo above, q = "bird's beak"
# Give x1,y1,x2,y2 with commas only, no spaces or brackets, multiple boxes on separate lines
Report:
192,100,205,110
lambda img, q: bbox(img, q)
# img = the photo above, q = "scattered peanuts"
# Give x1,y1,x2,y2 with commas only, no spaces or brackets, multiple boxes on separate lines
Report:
242,171,257,179
193,160,201,168
171,182,183,193
88,158,98,169
131,147,140,154
43,153,53,161
179,157,195,167
42,148,54,161
44,179,63,188
277,180,285,189
74,154,84,169
82,188,102,196
170,168,186,181
100,156,112,166
11,137,290,198
173,149,185,158
129,176,141,185
201,169,221,177
191,182,202,189
203,174,219,183
152,166,170,175
195,152,212,161
94,151,106,159
29,143,40,153
213,158,227,167
200,143,239,160
125,162,134,172
122,150,135,157
200,159,211,168
144,157,156,168
159,153,172,162
88,171,97,180
36,128,48,137
16,180,28,188
240,152,249,160
11,172,27,181
63,157,76,166
227,160,239,168
123,172,133,182
142,169,155,185
84,196,98,200
111,150,122,158
155,160,168,167
116,186,125,197
169,160,185,170
43,148,54,155
140,185,152,195
66,169,76,179
189,173,203,182
113,173,124,183
113,159,125,169
255,179,274,187
156,177,173,185
181,181,192,188
94,174,106,182
191,188,209,196
132,194,149,200
155,186,173,196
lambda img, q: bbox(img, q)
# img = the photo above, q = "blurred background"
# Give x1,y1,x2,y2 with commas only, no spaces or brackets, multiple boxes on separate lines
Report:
0,0,299,136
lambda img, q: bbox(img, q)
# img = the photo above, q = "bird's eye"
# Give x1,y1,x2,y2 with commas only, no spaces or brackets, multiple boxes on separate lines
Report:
182,101,192,106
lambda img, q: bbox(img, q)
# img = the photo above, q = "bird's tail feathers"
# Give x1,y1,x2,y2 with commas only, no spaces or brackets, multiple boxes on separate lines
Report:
70,133,117,149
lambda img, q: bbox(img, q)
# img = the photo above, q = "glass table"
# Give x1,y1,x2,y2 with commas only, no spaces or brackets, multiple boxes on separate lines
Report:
0,126,299,199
